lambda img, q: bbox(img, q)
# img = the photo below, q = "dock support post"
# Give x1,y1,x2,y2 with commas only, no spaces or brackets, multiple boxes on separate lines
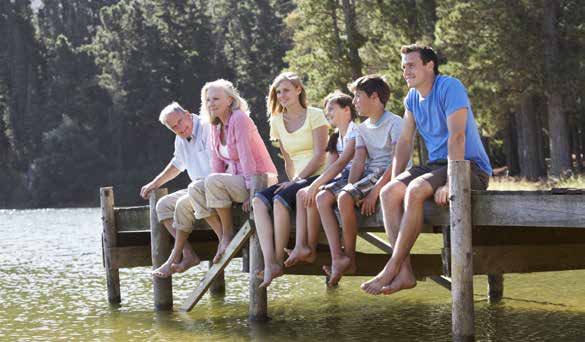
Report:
449,160,474,341
150,188,173,311
487,274,504,304
101,186,121,304
249,175,269,321
209,261,226,295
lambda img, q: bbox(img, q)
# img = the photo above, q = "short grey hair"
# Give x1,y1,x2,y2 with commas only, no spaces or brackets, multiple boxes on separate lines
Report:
159,102,186,129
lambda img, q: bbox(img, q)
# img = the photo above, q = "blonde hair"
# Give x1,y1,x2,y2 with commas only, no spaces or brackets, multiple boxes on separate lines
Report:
267,72,307,116
200,79,250,125
159,101,187,129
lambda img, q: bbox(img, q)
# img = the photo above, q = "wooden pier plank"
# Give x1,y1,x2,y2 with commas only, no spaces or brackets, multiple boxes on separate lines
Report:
180,221,254,312
424,192,585,228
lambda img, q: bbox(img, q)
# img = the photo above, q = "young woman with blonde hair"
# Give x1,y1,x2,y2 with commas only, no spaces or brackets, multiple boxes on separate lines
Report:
252,72,329,288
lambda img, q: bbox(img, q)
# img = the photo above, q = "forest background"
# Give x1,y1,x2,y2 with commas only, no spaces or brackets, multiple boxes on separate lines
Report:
1,0,584,208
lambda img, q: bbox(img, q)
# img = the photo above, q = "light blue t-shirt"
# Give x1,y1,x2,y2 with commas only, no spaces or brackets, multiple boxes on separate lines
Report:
404,75,492,175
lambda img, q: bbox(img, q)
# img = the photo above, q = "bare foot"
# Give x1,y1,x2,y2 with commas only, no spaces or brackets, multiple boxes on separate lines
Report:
360,261,399,295
256,263,283,288
322,255,356,287
152,258,175,278
213,234,234,264
283,246,316,268
380,263,417,295
171,252,200,273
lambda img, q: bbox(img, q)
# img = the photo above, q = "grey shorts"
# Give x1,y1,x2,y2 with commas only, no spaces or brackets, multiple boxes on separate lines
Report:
340,168,385,204
395,160,489,191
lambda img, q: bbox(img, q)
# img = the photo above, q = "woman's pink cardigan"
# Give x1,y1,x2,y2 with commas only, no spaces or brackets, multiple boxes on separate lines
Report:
210,109,276,188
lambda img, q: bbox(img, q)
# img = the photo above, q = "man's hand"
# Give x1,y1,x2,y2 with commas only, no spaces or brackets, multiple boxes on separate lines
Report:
434,184,449,206
140,181,158,200
360,188,379,216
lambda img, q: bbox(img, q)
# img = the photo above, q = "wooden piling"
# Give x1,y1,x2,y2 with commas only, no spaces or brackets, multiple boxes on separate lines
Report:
249,174,269,321
100,187,121,304
487,274,504,304
449,160,474,342
149,188,173,311
208,261,226,295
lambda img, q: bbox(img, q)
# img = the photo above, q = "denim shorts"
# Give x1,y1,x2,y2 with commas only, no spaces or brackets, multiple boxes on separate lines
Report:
255,175,320,211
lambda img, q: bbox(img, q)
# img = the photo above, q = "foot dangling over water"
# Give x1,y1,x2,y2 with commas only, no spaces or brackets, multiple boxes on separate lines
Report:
256,263,283,288
322,254,356,287
283,246,316,268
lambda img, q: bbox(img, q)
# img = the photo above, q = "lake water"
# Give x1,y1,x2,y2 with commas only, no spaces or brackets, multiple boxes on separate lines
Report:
1,208,584,341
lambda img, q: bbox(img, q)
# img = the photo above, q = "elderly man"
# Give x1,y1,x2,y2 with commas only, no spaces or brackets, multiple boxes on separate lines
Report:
140,102,216,277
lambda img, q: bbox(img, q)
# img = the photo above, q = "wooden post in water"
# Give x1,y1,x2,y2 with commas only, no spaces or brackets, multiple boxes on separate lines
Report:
449,160,474,342
249,174,268,321
208,261,226,295
150,188,173,311
100,186,121,304
487,274,504,304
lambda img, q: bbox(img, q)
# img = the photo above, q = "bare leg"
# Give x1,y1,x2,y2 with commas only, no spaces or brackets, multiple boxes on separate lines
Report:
160,218,201,274
213,207,234,263
284,188,317,267
153,229,195,277
321,191,357,286
361,179,433,295
252,198,283,288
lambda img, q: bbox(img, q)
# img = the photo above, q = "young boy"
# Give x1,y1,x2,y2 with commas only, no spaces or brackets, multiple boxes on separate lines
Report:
318,75,405,286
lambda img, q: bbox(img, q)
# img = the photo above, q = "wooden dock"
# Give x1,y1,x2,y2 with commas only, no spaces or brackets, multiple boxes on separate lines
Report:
100,161,585,341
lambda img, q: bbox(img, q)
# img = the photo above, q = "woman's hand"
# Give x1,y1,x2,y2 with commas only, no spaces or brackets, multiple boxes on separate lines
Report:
304,183,319,208
274,181,295,194
242,198,251,212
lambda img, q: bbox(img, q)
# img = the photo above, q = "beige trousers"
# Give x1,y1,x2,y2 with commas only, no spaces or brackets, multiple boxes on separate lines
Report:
155,179,205,232
188,173,249,224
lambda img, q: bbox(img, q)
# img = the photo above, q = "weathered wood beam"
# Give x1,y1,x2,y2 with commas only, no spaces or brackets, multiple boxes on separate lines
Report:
181,221,254,312
424,192,585,228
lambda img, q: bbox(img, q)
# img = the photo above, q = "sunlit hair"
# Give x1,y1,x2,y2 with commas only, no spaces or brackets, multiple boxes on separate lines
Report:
400,44,440,75
159,101,187,129
267,72,307,116
323,91,358,153
200,79,250,125
347,74,391,106
323,91,358,121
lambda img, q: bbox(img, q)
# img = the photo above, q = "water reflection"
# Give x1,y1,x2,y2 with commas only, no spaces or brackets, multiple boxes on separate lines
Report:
0,208,584,341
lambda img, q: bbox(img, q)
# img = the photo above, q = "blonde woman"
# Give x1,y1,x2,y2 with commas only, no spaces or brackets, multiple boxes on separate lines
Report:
154,79,276,277
252,72,329,288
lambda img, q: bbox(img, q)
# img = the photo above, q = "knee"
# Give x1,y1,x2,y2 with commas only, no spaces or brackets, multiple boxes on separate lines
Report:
188,180,205,197
337,192,354,211
380,181,405,205
175,195,191,211
405,179,432,204
296,188,307,202
204,174,222,190
155,195,171,214
252,196,268,212
316,190,333,209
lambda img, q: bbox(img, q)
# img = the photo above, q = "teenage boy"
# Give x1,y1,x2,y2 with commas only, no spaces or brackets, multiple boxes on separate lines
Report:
361,45,491,295
317,75,404,286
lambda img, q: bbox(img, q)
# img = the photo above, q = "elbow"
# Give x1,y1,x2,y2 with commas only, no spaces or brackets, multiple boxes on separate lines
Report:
449,132,465,147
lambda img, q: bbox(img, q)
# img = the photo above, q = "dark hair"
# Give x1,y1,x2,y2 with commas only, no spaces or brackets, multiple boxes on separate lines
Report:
347,75,391,106
400,44,439,75
323,91,358,153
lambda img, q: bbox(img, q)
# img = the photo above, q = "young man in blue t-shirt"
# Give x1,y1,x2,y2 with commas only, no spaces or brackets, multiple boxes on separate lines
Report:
362,44,492,296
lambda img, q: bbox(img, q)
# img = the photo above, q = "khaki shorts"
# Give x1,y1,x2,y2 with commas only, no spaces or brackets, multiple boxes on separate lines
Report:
188,173,249,224
155,186,199,233
394,160,489,191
